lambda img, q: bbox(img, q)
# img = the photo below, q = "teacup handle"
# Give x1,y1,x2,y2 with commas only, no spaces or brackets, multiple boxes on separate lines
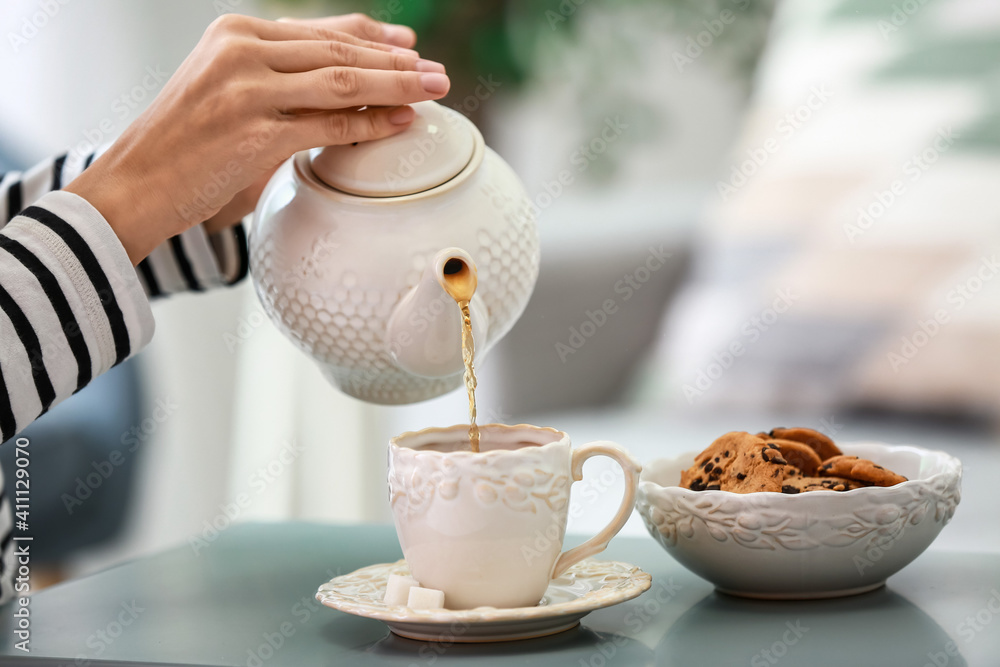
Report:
550,441,642,579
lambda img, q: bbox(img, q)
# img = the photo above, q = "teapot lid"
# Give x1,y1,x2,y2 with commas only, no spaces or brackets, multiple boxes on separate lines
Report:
309,101,477,197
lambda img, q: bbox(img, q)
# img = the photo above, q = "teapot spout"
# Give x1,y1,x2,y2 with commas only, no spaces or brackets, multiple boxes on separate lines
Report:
386,248,489,379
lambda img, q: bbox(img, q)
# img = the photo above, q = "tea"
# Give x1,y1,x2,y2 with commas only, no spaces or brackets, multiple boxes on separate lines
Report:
458,300,479,452
439,258,480,452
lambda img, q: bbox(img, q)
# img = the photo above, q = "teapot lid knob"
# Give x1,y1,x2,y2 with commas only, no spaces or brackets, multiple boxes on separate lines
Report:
309,101,477,197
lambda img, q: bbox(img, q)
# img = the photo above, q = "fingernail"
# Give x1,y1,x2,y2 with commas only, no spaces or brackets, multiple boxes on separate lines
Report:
420,72,450,95
391,46,419,57
389,106,415,125
415,59,445,73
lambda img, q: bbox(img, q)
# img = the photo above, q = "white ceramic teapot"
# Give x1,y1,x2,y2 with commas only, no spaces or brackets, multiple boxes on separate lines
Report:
249,101,539,404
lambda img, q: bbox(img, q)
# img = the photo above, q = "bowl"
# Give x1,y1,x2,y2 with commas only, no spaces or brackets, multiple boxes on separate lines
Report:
636,442,962,599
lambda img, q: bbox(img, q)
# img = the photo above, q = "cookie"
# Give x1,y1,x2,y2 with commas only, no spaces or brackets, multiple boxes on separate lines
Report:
780,476,867,494
721,439,802,493
817,455,908,487
680,432,800,493
765,438,823,476
766,427,842,461
679,431,750,491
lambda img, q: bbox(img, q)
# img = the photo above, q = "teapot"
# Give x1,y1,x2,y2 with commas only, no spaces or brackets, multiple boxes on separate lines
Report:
249,101,540,404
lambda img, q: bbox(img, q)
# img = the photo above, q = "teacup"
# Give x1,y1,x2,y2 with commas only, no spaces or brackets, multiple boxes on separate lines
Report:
388,423,642,609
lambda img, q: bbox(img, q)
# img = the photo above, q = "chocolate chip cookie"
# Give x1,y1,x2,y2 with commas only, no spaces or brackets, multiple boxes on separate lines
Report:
764,438,823,476
766,427,842,461
817,455,908,487
681,428,907,494
780,476,868,494
723,440,802,493
680,432,800,493
679,431,749,491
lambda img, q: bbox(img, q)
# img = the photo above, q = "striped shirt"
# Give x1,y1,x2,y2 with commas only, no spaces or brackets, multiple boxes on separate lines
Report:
0,146,249,602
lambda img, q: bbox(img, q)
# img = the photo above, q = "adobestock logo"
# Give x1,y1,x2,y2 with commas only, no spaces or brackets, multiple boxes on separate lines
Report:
844,126,958,243
683,288,800,402
878,0,931,39
750,620,809,666
887,253,999,372
672,7,737,72
554,245,671,363
716,85,834,202
528,116,630,217
7,0,72,53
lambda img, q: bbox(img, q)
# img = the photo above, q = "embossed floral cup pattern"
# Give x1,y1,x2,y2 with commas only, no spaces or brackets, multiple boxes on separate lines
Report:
388,424,642,610
637,443,962,599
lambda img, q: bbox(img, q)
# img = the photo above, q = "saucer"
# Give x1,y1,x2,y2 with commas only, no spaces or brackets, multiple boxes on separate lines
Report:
316,558,652,642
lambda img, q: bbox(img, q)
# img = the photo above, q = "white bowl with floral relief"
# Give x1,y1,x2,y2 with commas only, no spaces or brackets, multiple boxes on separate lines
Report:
637,443,962,599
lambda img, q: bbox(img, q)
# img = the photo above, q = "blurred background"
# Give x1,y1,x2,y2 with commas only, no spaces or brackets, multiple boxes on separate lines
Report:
1,0,998,586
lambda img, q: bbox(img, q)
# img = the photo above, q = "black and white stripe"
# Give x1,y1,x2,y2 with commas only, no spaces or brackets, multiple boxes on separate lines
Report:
0,149,250,602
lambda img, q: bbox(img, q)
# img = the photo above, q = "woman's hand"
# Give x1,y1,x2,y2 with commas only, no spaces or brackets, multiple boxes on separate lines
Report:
66,13,449,263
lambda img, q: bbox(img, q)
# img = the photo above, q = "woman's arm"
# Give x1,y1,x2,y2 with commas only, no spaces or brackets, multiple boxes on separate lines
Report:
0,190,154,442
0,149,248,299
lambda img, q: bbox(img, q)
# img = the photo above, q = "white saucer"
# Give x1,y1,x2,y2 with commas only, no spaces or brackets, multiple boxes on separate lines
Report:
316,559,652,642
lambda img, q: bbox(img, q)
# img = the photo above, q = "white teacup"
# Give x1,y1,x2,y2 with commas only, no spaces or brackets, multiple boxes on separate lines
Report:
388,423,642,609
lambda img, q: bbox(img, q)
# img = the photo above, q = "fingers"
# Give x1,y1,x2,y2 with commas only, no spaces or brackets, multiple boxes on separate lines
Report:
284,105,416,151
273,68,450,111
255,15,414,53
287,13,417,48
264,40,444,74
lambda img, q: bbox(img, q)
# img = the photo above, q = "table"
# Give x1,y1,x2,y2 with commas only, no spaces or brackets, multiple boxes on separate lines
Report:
0,522,997,666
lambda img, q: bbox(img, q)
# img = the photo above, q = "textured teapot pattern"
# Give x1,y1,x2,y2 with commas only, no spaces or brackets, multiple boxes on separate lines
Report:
249,102,540,404
250,187,537,403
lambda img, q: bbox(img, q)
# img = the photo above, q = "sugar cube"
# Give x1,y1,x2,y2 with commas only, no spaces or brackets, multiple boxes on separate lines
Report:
383,574,420,606
406,586,445,609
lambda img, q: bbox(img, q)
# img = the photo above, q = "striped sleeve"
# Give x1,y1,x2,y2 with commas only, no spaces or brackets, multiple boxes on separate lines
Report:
1,148,249,300
0,191,155,441
0,475,12,602
0,190,155,603
137,220,249,297
0,149,247,602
